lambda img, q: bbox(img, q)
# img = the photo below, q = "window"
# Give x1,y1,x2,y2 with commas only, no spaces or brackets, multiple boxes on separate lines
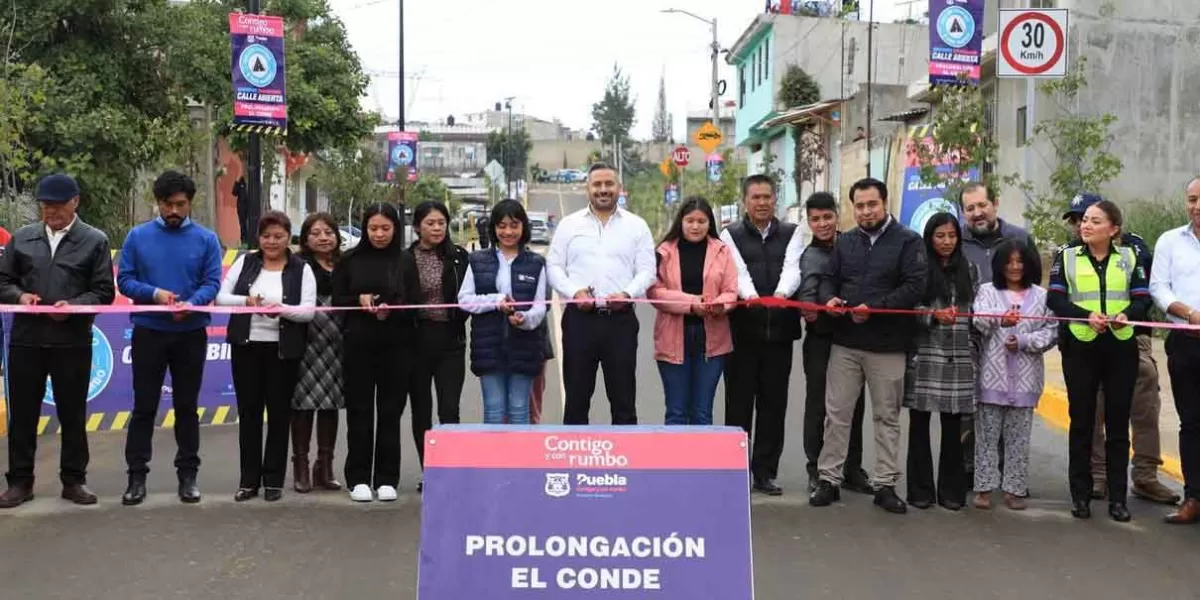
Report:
1016,106,1028,146
764,38,770,81
739,66,746,106
1029,0,1055,7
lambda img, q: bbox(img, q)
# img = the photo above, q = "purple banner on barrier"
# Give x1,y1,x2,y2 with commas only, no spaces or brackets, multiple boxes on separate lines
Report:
2,314,236,424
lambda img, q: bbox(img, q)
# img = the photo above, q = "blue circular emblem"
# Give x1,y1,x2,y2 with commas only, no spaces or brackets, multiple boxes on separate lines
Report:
239,44,278,88
909,198,959,236
42,325,114,406
391,144,414,166
937,6,976,49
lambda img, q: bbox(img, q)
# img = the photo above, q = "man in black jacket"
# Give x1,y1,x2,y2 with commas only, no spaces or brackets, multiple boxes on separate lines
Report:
0,174,116,508
810,178,927,514
797,192,871,494
719,174,804,496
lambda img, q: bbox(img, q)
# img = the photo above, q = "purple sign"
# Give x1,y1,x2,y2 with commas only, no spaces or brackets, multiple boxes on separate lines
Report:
929,0,985,85
418,426,753,599
387,131,419,182
230,13,288,131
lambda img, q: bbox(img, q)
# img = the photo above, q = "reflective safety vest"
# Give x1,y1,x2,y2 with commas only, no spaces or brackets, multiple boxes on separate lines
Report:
1063,245,1136,342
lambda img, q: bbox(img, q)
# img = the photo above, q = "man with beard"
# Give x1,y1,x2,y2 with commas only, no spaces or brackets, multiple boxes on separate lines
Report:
719,174,804,496
810,178,927,514
0,173,115,508
797,192,872,495
547,162,656,425
958,183,1036,480
1061,193,1180,506
117,170,223,505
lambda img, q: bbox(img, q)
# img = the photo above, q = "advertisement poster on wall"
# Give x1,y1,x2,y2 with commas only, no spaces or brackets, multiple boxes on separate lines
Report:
899,131,977,235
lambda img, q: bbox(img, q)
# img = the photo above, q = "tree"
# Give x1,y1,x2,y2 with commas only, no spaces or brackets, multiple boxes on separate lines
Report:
591,63,636,146
1013,57,1123,247
0,60,50,226
485,128,532,181
651,73,672,143
312,146,388,224
915,76,1000,209
0,0,375,243
777,65,823,198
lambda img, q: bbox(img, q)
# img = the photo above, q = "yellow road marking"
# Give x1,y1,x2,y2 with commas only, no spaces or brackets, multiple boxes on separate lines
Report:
85,413,103,432
162,409,176,428
37,416,49,435
1036,386,1183,482
213,405,230,425
112,411,131,430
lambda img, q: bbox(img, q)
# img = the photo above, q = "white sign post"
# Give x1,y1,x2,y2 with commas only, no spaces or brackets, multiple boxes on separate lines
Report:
998,9,1069,79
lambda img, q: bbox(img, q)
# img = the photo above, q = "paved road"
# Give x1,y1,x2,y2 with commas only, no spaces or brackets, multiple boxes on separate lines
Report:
1,186,1195,598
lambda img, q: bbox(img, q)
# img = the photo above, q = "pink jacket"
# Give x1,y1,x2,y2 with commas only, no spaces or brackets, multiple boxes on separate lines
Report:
647,237,738,364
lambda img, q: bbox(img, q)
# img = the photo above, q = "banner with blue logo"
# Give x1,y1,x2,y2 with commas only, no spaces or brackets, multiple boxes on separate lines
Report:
229,13,288,132
705,153,724,183
929,0,984,85
664,183,680,206
387,131,419,182
418,426,753,599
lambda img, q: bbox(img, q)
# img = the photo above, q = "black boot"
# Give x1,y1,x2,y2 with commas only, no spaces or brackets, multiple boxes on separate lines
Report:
313,410,343,491
291,411,314,493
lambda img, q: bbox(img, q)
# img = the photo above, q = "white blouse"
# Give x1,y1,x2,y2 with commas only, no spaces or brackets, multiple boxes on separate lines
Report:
217,255,318,342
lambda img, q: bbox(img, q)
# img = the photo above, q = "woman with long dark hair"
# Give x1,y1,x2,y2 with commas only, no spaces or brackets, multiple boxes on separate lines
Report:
457,199,548,424
332,202,421,503
217,211,317,502
903,211,979,511
647,197,738,425
290,212,345,493
407,201,468,486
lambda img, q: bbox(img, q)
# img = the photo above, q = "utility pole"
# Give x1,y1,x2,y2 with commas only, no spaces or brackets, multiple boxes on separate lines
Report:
397,0,407,245
865,0,874,178
710,18,720,126
245,0,263,242
504,97,514,199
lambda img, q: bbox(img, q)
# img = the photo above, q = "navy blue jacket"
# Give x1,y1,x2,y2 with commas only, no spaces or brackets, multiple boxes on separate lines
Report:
467,249,545,377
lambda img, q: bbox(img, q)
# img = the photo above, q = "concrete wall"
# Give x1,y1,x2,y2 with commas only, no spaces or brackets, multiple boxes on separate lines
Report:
771,16,929,102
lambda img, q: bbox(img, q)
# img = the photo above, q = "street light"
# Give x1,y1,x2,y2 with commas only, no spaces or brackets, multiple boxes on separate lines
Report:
661,8,720,126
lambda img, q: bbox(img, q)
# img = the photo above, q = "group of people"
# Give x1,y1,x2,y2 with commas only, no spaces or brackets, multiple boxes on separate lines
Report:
0,166,1197,528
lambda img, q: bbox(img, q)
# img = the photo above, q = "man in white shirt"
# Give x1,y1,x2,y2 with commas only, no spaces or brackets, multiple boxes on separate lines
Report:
547,163,656,425
719,174,804,496
1149,176,1200,524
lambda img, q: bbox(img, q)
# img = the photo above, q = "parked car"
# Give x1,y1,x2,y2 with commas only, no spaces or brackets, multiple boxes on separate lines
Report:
529,216,551,245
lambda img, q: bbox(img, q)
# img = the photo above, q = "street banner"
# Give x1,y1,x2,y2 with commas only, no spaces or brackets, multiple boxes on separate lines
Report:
387,131,419,182
664,183,680,206
900,129,975,234
418,425,753,599
929,0,985,86
2,250,245,436
705,153,724,183
229,13,288,134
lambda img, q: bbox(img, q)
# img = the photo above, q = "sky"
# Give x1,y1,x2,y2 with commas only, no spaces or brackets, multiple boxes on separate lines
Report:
329,0,907,141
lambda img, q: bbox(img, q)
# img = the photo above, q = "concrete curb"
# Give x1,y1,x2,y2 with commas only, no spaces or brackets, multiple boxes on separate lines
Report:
1036,386,1184,483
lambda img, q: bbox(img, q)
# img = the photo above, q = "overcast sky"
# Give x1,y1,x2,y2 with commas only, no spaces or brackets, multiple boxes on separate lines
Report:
329,0,907,140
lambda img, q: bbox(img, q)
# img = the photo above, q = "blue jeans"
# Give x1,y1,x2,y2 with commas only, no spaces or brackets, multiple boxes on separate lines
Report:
657,323,725,425
480,371,534,425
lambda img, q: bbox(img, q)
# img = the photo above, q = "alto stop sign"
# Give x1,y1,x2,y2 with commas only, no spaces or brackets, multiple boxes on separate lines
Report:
672,145,691,167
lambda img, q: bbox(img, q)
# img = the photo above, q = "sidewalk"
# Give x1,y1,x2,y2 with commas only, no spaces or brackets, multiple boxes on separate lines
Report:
1040,336,1183,481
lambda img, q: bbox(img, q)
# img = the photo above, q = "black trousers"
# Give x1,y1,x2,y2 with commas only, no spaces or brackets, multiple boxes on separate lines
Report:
5,345,91,488
409,321,466,467
1062,335,1138,503
906,410,967,505
1165,332,1200,501
724,338,793,480
230,342,299,489
801,333,866,480
125,327,207,479
344,342,409,488
562,307,638,425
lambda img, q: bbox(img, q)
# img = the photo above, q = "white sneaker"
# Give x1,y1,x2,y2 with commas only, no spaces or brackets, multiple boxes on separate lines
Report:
377,485,398,502
349,484,373,502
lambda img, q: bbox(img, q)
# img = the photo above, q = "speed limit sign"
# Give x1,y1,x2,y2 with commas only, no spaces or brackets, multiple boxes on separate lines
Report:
998,9,1069,78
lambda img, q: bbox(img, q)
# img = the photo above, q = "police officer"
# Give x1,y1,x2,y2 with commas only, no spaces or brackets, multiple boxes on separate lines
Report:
1060,193,1180,506
1048,197,1150,522
0,174,116,508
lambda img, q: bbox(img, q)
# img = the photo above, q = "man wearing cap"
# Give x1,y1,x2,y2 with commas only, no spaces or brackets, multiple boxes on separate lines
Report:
0,174,115,508
1061,192,1180,505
